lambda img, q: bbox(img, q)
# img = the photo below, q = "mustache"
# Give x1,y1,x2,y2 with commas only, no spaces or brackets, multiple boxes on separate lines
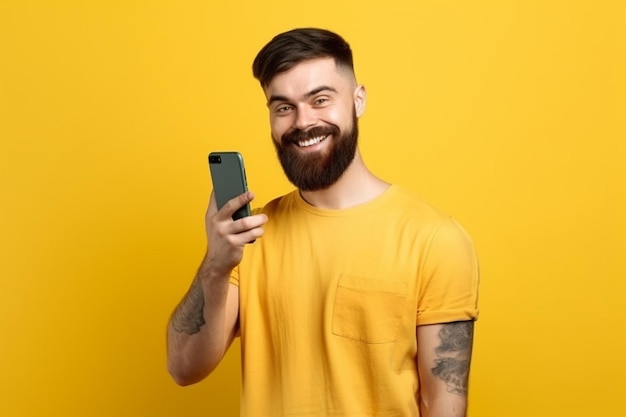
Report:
281,125,339,145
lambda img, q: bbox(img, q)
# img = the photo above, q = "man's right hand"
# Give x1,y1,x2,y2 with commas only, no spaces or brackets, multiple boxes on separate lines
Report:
205,191,268,276
166,191,266,386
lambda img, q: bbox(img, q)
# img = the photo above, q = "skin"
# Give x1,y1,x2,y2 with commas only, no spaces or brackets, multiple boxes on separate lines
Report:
166,191,266,385
166,57,474,416
264,57,388,209
417,322,474,417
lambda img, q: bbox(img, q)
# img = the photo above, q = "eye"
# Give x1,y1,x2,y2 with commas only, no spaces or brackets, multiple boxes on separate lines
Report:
313,97,329,106
273,104,293,114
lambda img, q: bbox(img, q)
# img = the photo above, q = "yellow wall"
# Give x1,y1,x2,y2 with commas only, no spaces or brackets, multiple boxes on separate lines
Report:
1,1,624,416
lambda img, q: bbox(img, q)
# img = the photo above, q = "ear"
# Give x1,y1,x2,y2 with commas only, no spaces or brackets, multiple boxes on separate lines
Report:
353,84,366,117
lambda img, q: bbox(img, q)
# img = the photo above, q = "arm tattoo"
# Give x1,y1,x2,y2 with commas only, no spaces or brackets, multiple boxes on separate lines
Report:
171,278,206,335
431,321,474,396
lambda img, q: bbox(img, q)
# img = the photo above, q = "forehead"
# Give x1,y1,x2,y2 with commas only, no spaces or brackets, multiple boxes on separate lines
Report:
263,57,354,100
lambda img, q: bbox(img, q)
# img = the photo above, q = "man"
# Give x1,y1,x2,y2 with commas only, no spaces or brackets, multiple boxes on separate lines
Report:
167,28,479,416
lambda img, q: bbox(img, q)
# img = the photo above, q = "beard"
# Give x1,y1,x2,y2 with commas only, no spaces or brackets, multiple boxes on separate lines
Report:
273,110,359,191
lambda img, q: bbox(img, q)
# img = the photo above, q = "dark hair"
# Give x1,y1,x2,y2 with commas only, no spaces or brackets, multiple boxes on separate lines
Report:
252,28,354,87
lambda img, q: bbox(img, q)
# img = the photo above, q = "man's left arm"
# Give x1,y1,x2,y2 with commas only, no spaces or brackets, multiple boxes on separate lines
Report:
416,320,475,417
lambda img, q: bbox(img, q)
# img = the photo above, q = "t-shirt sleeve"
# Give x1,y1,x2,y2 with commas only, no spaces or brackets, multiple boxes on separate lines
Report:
416,217,480,325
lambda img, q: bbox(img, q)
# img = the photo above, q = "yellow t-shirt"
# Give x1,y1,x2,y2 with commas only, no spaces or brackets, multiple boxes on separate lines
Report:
230,185,479,416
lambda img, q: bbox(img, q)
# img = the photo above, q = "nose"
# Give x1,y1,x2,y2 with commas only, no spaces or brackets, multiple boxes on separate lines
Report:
293,105,316,131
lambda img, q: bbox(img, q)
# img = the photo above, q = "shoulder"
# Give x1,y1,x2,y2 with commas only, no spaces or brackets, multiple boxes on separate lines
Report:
252,190,299,216
386,185,477,262
382,185,453,229
428,217,477,261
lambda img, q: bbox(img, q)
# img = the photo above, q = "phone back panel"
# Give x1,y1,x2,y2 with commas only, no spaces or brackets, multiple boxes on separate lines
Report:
208,152,251,220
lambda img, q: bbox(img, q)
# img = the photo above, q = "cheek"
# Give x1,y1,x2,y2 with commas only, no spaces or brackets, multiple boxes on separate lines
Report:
269,118,288,141
270,125,285,143
324,107,351,129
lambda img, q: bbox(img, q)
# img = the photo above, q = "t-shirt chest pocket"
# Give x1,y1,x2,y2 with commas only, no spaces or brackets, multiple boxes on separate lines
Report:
332,274,408,344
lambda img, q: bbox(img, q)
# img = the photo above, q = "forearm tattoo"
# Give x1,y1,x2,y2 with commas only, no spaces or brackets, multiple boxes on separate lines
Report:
171,278,206,335
431,321,474,395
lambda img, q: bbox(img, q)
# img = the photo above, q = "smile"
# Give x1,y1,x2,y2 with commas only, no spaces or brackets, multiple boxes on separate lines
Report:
298,135,328,148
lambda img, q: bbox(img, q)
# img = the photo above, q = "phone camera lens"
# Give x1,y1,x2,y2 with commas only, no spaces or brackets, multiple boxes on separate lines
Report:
210,155,222,163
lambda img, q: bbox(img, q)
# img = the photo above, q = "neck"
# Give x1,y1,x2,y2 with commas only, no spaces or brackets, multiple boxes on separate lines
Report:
298,150,390,210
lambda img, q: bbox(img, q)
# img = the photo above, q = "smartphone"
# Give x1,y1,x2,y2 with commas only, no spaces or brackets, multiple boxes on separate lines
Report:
208,151,251,221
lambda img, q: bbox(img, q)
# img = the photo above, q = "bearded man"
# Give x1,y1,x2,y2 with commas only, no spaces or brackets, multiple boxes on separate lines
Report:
167,28,479,417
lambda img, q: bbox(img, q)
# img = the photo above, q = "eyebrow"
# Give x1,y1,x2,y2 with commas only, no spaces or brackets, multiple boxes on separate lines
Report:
267,85,338,106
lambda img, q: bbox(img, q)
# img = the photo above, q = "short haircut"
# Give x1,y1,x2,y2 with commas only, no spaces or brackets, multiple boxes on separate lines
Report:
252,28,354,87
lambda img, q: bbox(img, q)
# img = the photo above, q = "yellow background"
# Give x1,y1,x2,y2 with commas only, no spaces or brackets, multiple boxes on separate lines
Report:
1,1,624,416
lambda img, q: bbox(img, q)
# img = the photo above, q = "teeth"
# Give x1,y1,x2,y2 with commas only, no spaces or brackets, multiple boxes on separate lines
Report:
298,135,327,148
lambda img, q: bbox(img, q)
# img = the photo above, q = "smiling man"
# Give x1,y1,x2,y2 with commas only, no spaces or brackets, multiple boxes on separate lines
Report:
167,28,480,417
266,57,363,194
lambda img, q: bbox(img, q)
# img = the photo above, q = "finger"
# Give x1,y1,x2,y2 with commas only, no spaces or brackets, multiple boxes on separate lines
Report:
231,213,268,234
230,224,265,246
216,191,255,220
207,191,218,216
